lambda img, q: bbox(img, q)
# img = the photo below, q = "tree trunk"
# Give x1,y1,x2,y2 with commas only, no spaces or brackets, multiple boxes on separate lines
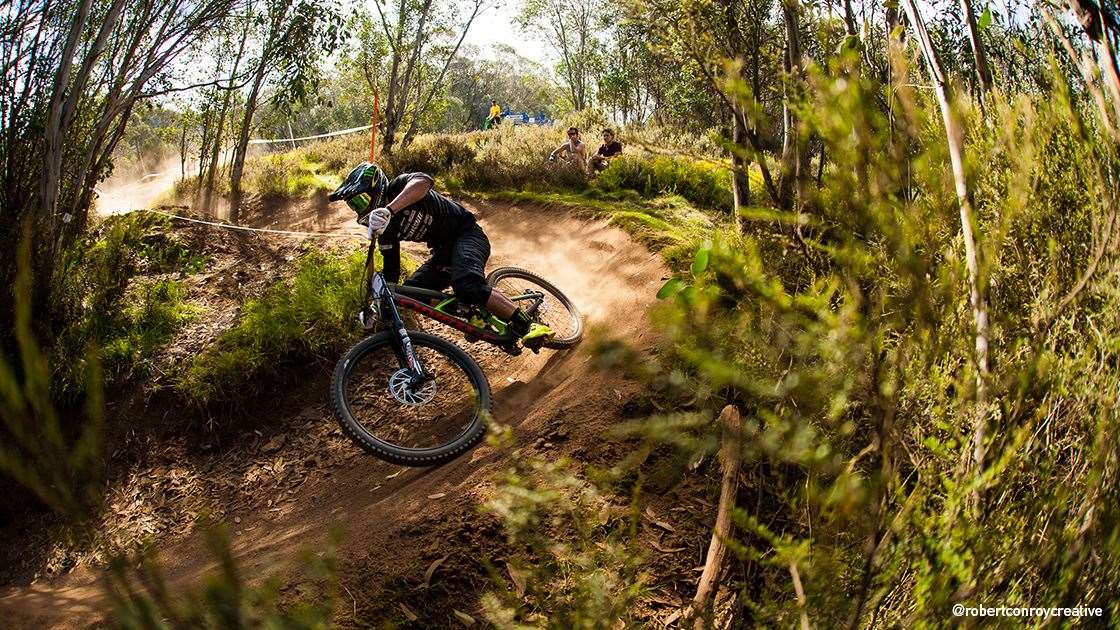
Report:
229,61,268,222
37,0,120,323
201,25,249,213
901,0,990,494
401,0,483,147
379,0,409,155
684,405,743,628
842,0,857,36
731,113,750,232
386,0,434,154
959,0,993,96
777,0,805,210
180,122,187,179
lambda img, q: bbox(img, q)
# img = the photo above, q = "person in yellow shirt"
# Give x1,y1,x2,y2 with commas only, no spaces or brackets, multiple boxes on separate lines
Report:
487,100,502,128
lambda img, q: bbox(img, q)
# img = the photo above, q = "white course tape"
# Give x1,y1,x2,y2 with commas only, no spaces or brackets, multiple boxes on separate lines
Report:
248,124,373,145
139,208,363,239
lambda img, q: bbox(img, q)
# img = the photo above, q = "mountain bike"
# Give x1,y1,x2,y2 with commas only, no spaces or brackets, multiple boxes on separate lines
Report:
330,239,582,466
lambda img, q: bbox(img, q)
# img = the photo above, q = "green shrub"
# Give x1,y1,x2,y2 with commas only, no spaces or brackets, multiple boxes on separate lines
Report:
1,238,105,520
101,279,196,382
387,133,479,174
245,153,336,200
597,60,1120,626
176,249,367,405
483,426,644,628
594,153,733,211
55,213,201,394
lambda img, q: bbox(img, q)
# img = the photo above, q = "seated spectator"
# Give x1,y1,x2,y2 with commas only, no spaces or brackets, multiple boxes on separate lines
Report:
548,127,588,172
589,129,623,172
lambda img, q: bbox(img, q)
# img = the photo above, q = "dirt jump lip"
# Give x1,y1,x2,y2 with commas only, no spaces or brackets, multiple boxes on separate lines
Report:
0,196,667,628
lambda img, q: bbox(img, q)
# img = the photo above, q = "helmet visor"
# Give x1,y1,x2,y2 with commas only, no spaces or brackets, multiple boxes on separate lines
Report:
347,191,372,216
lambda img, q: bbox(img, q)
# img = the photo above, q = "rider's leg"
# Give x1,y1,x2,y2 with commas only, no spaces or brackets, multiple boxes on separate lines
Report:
446,226,521,318
451,225,553,342
449,225,494,307
403,252,452,294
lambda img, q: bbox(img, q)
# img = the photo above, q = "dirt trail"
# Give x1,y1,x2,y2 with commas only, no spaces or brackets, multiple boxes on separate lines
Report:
0,196,668,627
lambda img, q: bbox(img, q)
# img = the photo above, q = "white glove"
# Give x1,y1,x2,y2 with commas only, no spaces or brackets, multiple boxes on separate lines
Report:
366,207,392,238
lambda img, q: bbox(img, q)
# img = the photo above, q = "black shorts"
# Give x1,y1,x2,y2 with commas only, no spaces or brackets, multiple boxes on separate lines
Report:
404,223,491,295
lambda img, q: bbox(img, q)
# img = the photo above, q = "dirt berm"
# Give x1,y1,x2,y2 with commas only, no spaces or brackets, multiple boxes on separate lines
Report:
0,197,669,627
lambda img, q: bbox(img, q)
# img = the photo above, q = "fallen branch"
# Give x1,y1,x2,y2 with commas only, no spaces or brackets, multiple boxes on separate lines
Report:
684,405,743,629
790,561,811,630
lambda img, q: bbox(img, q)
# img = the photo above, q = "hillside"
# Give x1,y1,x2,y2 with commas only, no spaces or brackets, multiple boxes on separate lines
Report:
0,191,693,626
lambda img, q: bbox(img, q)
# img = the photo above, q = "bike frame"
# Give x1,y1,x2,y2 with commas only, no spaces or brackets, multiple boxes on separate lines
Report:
392,291,513,345
362,240,545,367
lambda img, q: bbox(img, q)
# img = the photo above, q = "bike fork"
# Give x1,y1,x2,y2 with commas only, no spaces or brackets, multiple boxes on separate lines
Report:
374,273,427,379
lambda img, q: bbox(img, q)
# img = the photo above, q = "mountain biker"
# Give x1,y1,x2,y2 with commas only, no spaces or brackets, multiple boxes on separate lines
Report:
336,163,555,347
589,128,623,172
548,127,588,172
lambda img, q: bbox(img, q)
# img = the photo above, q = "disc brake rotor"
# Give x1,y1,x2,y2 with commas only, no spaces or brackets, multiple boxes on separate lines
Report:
388,369,437,406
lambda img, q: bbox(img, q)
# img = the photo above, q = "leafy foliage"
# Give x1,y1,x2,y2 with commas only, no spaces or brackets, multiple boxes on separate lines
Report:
604,55,1120,625
483,426,645,628
176,249,368,405
55,213,202,394
0,235,104,520
595,153,733,210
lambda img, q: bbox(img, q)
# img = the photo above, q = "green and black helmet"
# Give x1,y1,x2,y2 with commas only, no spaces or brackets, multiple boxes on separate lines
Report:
328,162,390,220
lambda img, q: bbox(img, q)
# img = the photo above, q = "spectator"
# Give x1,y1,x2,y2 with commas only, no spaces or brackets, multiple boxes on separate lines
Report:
590,128,623,172
487,100,502,128
548,127,588,172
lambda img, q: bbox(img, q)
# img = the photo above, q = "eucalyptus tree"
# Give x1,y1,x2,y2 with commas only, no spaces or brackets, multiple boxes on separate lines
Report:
0,0,244,339
228,0,345,218
351,0,486,154
519,0,605,111
596,29,656,125
625,0,810,218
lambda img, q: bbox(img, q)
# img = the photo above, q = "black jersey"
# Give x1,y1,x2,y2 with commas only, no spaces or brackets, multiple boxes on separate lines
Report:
377,172,478,283
597,140,623,157
379,173,476,246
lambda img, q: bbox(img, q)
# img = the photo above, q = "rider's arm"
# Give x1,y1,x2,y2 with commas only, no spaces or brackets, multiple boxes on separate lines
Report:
549,143,567,160
384,173,434,214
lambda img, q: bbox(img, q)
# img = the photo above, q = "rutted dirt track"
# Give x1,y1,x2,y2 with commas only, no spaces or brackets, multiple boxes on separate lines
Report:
0,197,668,627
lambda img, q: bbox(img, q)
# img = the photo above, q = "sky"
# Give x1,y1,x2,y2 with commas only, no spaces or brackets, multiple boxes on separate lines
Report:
460,2,550,63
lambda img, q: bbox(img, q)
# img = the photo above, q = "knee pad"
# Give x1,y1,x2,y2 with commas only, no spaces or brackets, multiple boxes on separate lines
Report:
452,275,492,306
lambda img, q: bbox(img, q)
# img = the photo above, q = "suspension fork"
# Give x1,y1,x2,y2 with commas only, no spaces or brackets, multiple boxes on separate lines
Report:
366,239,427,379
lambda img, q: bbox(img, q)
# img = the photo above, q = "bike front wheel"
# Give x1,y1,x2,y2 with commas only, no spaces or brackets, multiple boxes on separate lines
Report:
331,330,491,466
486,267,583,349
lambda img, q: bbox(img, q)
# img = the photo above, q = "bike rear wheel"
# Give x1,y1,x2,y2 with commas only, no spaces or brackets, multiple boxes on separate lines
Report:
331,330,491,466
486,267,583,348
